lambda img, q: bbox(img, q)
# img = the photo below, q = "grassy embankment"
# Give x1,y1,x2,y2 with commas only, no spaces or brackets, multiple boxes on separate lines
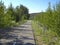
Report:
32,20,60,45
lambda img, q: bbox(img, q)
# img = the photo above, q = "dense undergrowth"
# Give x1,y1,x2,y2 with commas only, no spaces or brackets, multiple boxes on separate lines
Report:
32,21,60,45
32,2,60,45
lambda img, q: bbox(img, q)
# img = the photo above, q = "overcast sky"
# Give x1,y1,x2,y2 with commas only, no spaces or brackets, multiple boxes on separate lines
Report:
1,0,59,13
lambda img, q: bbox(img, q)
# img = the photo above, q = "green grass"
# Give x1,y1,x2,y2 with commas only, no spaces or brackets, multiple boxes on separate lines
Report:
32,21,44,45
12,20,27,26
32,20,60,45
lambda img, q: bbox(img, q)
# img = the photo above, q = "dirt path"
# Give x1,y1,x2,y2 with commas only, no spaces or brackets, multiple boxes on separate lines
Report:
0,20,35,45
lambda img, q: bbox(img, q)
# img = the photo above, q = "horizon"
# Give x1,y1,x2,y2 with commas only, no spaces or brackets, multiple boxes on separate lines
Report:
0,0,59,13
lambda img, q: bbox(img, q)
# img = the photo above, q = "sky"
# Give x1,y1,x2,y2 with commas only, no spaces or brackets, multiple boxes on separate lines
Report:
0,0,59,13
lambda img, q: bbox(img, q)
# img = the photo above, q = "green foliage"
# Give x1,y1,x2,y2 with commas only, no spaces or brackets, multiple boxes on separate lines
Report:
7,3,15,20
0,1,12,28
15,5,29,22
34,2,60,45
20,5,29,20
33,2,60,45
0,1,29,28
0,14,12,28
33,2,60,36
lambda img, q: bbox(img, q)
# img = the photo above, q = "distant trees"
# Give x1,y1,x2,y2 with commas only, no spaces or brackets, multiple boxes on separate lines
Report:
0,1,30,28
20,5,29,19
15,5,29,22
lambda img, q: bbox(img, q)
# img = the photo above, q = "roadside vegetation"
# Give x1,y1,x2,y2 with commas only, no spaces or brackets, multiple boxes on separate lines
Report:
32,2,60,45
0,1,30,38
0,0,30,28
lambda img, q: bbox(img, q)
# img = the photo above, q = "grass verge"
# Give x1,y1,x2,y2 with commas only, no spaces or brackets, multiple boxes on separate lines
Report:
32,20,60,45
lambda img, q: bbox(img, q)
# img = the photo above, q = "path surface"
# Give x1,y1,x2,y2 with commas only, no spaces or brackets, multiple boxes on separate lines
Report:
0,20,35,45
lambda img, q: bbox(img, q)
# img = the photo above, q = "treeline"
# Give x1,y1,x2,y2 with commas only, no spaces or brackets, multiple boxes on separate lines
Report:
0,1,29,28
33,2,60,36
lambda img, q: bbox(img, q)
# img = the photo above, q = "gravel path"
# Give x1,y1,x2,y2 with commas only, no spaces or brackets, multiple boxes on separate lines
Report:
0,20,35,45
